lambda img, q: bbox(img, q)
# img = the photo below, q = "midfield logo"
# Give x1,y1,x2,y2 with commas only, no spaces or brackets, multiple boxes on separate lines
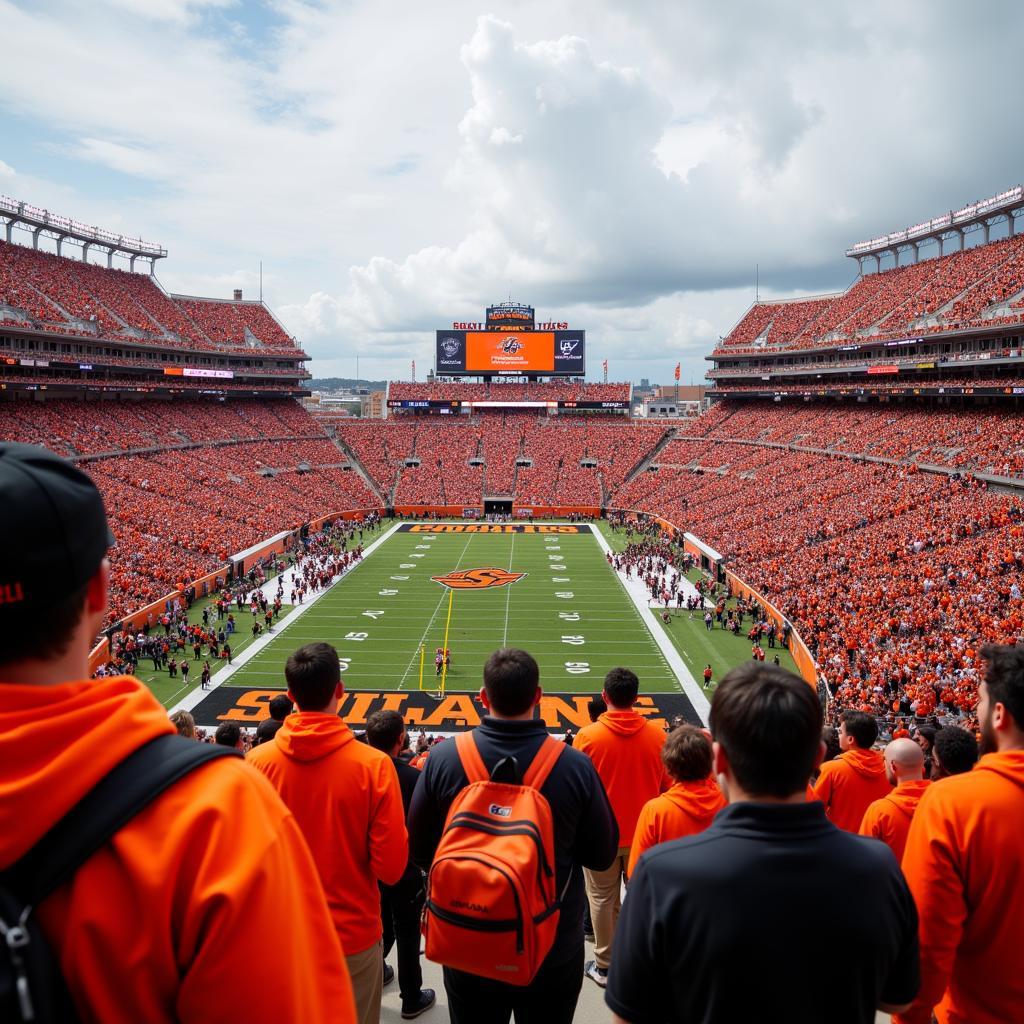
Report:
431,567,527,590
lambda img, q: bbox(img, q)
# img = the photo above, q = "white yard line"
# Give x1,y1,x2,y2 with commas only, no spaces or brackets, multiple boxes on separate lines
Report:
502,529,517,647
590,526,711,724
170,520,404,715
396,534,475,690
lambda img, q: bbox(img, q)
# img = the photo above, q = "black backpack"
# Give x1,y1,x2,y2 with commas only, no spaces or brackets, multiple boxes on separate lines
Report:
0,734,239,1022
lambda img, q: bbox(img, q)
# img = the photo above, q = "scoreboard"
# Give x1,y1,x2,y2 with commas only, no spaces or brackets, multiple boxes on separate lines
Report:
436,329,585,376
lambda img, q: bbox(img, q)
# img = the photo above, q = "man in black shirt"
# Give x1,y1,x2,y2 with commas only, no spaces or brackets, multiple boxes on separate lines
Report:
366,710,435,1020
408,648,618,1024
254,693,292,746
607,661,919,1024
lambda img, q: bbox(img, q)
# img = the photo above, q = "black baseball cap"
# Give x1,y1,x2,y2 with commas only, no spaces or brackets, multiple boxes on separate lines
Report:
0,442,115,612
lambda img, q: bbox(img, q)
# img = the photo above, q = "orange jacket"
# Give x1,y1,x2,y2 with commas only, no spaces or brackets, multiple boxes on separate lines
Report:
898,751,1024,1024
574,709,670,848
247,711,408,953
0,675,355,1024
858,779,930,862
627,776,726,876
812,747,891,832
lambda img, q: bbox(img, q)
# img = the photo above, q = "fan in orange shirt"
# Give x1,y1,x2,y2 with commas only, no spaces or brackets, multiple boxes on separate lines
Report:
812,710,891,831
858,738,930,862
628,724,726,876
898,644,1024,1024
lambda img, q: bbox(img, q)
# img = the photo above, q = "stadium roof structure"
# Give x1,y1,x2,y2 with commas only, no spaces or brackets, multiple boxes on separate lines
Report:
0,194,167,271
846,185,1024,272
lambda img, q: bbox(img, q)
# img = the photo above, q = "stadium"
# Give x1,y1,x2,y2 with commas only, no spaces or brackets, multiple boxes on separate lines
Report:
4,176,1024,1024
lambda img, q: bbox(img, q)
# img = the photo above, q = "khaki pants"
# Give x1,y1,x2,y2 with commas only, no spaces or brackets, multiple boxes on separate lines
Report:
346,939,383,1024
584,848,629,970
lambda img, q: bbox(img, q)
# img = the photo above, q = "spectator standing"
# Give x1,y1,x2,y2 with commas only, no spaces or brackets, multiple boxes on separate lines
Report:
254,693,292,746
248,642,408,1024
573,667,670,988
365,710,435,1020
813,710,891,831
858,738,930,861
0,442,355,1023
899,644,1024,1024
408,648,618,1024
606,662,919,1024
930,725,978,779
627,724,726,876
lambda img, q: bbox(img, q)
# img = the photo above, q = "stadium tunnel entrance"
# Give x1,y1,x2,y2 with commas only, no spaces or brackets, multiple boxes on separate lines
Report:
484,499,513,516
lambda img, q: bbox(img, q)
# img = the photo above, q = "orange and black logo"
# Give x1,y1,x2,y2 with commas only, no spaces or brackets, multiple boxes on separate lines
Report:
431,567,527,590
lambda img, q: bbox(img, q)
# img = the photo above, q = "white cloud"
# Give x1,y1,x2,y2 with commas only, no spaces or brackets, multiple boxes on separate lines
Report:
0,158,14,178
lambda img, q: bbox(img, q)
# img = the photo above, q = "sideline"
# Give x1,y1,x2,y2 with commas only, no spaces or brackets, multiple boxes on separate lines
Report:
590,526,711,723
170,520,404,715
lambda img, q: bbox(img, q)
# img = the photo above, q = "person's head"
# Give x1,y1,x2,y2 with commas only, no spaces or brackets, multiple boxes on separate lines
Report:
366,709,405,756
662,724,714,783
283,642,343,712
0,442,115,679
912,723,938,755
709,662,823,800
821,726,841,763
268,693,293,722
931,725,979,778
170,709,196,739
587,696,606,722
214,721,242,749
603,667,639,709
481,648,541,718
839,710,878,751
978,644,1024,754
884,737,925,786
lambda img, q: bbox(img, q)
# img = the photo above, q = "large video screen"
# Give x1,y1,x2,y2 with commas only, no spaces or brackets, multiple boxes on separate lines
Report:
436,330,585,376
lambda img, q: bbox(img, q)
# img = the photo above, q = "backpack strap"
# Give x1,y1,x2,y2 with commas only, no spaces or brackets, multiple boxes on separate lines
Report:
454,731,489,784
2,734,239,908
522,737,564,791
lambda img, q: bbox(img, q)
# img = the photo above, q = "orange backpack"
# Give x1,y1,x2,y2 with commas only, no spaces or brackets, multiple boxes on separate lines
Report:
422,731,565,985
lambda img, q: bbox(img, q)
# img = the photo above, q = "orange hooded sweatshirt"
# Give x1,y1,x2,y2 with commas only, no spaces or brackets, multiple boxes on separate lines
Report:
627,776,726,876
812,747,891,832
858,779,931,861
247,711,408,954
0,675,355,1024
574,708,670,849
897,751,1024,1024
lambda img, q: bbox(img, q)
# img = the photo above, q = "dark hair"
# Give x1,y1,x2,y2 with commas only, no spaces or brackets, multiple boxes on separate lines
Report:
268,694,293,721
840,710,878,749
483,648,540,716
662,725,713,782
587,696,606,722
1,583,90,667
366,710,405,753
214,722,241,748
709,662,822,798
981,644,1024,729
913,723,938,751
822,726,841,762
932,725,978,776
604,667,639,708
284,642,341,711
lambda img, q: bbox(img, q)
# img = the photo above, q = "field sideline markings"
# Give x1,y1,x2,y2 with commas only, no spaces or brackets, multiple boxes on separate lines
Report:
396,533,476,691
502,529,516,647
590,525,710,723
169,519,405,716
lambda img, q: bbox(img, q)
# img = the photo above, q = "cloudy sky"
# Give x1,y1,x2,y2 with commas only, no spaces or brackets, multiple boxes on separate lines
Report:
1,0,1022,384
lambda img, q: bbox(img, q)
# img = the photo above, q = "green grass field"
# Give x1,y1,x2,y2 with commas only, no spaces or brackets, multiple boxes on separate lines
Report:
226,524,683,694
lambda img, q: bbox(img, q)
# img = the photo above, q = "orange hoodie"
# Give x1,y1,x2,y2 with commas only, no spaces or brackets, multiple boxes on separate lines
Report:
0,675,355,1024
898,750,1024,1024
812,747,891,832
247,711,408,954
574,709,670,848
858,779,931,862
627,776,726,875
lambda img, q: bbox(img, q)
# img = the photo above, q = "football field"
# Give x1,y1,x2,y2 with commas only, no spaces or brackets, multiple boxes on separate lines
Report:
225,523,685,695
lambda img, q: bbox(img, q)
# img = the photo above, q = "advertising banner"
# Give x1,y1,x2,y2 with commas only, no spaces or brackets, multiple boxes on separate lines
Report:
435,330,586,376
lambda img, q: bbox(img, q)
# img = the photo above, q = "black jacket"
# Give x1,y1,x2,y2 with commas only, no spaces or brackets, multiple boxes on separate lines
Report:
388,754,425,888
408,716,618,964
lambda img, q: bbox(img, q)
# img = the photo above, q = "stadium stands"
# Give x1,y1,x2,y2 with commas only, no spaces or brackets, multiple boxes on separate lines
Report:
388,381,631,402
